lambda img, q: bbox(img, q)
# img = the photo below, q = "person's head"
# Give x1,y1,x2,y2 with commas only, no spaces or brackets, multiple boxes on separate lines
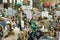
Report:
19,31,24,37
6,23,11,30
10,30,15,36
23,14,26,18
23,30,28,35
36,25,41,30
11,16,15,22
1,17,5,22
35,17,39,21
18,8,22,13
32,15,36,20
12,23,16,29
25,22,30,27
0,25,3,31
41,22,44,25
51,26,55,30
18,31,25,40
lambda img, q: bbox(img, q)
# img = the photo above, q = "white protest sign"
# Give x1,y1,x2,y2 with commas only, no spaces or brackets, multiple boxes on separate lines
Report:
56,11,60,17
42,11,48,17
7,8,16,16
23,9,32,20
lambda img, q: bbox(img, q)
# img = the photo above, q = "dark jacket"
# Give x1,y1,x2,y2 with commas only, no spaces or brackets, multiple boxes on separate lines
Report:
28,31,33,40
32,30,43,39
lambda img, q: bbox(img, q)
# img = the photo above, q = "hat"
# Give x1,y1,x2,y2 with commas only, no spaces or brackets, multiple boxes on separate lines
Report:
6,21,10,24
1,17,6,21
42,29,48,33
36,25,41,28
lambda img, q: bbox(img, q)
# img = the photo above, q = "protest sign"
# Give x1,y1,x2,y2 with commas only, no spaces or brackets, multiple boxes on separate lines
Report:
56,11,60,17
42,11,48,17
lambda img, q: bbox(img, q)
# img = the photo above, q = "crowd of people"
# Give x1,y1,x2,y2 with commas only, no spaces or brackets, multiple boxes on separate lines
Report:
0,2,60,40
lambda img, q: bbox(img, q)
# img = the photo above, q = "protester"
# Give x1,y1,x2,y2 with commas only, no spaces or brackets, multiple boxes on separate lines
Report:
39,29,52,40
24,22,30,32
18,31,25,40
3,30,15,40
28,27,33,40
32,25,43,40
4,22,12,38
12,23,20,40
30,16,37,31
49,26,56,37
